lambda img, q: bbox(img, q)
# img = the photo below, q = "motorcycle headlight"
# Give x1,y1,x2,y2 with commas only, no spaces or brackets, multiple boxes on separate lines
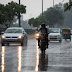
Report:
18,36,22,39
2,35,6,39
36,33,40,37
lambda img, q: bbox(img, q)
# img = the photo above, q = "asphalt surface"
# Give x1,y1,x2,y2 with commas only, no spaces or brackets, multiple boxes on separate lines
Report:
0,35,72,72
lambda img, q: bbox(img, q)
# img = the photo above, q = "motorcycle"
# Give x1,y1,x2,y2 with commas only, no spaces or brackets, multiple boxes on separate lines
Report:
35,32,40,40
36,32,48,53
40,33,47,53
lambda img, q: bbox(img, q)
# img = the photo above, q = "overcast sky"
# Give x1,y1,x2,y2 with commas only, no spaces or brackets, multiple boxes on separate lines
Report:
0,0,69,20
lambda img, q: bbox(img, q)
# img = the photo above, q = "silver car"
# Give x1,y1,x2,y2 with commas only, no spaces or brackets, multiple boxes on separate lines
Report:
1,27,27,46
48,28,62,42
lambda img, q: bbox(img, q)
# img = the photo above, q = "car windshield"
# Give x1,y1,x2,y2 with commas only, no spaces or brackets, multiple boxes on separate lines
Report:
49,28,60,33
62,29,70,32
5,29,22,33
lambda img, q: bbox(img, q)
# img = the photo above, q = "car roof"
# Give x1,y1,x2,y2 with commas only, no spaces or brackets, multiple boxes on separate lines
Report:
49,28,60,29
7,27,24,29
62,28,70,30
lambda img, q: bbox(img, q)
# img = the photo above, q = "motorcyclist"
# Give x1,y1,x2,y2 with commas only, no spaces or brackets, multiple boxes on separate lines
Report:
38,23,49,48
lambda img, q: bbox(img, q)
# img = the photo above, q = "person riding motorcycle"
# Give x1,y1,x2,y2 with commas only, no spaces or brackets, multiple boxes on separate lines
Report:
38,23,48,48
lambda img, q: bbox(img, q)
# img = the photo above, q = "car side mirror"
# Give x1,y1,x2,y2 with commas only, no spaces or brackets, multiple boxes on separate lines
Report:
23,32,24,34
60,31,62,33
23,31,25,34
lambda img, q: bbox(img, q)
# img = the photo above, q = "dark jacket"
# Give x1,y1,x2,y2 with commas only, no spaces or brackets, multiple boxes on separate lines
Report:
39,28,48,33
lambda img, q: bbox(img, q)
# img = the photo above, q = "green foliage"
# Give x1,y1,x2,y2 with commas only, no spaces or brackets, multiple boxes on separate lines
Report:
28,16,47,27
64,0,72,11
28,3,64,27
5,1,26,21
64,3,71,11
44,7,64,27
0,1,26,27
0,4,6,24
28,18,34,26
36,16,47,25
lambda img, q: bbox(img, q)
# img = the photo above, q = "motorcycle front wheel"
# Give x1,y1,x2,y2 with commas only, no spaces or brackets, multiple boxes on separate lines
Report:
41,43,46,53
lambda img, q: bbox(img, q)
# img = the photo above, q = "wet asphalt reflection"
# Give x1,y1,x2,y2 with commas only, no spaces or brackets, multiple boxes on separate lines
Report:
0,35,72,72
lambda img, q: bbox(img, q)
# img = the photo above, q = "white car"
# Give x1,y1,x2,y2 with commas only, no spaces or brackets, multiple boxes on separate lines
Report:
1,27,27,46
48,28,62,42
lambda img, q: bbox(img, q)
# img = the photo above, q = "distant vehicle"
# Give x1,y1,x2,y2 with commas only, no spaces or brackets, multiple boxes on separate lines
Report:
48,28,62,42
1,27,27,46
62,28,71,41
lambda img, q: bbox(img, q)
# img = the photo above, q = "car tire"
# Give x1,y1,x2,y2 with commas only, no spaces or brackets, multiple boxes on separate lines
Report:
21,42,23,46
1,43,5,46
59,40,62,43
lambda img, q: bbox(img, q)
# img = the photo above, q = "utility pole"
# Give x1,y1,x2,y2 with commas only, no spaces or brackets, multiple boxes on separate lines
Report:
19,0,21,27
42,0,43,17
53,0,54,7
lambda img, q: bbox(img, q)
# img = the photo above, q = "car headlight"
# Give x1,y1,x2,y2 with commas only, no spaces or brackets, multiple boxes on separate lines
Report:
18,36,22,39
2,35,6,39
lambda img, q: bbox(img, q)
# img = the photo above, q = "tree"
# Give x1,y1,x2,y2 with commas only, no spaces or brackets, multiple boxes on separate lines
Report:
28,16,47,27
28,18,34,26
5,1,26,27
0,4,7,24
0,1,26,28
28,3,64,27
28,17,39,27
36,16,48,25
64,0,72,11
44,7,64,27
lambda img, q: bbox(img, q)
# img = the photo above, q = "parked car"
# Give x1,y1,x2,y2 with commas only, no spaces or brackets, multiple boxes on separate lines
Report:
48,28,62,42
1,27,27,46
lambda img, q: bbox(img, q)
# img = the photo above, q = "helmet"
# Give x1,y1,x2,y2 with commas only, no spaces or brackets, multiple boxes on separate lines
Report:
41,23,46,27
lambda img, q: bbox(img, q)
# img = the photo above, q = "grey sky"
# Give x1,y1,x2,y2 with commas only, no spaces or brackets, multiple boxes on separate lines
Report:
0,0,69,20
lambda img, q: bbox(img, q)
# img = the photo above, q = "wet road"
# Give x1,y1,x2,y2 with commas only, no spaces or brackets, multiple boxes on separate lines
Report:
0,35,72,72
